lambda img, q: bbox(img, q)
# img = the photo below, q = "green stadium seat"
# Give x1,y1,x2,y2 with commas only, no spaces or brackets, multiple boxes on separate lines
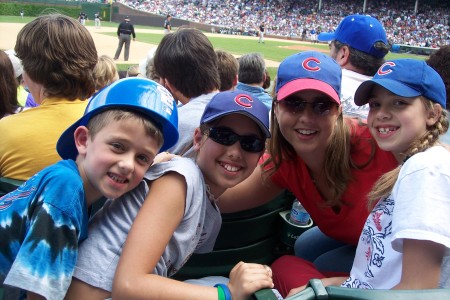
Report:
0,177,24,197
253,279,450,300
173,190,294,280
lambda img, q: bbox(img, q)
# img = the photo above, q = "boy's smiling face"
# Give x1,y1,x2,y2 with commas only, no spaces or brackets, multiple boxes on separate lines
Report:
75,118,161,204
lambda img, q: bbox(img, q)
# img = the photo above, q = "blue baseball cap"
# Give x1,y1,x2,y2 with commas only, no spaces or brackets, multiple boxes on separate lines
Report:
318,14,388,58
57,77,179,160
200,90,271,138
276,51,342,104
355,59,446,108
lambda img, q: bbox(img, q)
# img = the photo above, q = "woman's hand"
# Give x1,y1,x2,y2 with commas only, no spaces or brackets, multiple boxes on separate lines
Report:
228,262,274,300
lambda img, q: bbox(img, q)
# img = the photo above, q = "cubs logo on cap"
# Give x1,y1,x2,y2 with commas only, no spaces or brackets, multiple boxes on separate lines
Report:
276,51,341,104
200,90,270,138
355,59,446,108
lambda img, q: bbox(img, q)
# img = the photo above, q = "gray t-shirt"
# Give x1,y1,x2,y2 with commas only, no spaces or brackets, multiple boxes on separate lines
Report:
167,92,218,155
73,157,222,292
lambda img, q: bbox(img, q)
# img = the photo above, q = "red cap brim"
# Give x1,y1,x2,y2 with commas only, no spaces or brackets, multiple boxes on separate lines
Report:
277,78,340,104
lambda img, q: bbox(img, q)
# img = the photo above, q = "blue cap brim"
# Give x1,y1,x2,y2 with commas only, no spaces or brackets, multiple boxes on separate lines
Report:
57,78,179,160
355,79,422,106
318,32,335,42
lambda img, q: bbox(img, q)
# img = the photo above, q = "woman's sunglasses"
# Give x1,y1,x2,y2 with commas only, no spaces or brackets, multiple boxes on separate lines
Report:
204,127,265,153
277,98,337,116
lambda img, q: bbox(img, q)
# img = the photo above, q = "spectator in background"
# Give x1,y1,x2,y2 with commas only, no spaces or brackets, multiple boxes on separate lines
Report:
154,28,220,156
0,14,97,180
126,65,140,77
318,14,389,119
216,49,238,91
138,48,159,81
93,55,119,92
4,49,26,107
263,68,271,90
236,53,272,110
114,16,136,62
0,50,21,119
427,45,450,144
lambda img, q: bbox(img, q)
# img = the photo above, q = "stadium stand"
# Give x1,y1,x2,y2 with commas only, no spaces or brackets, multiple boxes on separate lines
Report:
119,0,449,48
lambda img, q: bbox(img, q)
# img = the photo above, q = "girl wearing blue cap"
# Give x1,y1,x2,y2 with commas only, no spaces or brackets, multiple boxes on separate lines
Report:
67,90,274,300
285,59,450,296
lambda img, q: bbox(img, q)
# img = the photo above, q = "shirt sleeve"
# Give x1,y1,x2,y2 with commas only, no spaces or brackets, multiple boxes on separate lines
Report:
391,150,450,253
4,202,79,300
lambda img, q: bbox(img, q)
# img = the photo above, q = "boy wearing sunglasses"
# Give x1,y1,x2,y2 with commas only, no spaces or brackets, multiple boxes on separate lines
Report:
66,90,274,300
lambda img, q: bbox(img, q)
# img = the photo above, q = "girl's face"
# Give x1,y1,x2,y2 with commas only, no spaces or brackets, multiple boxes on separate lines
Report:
194,114,264,198
367,85,437,162
274,90,340,158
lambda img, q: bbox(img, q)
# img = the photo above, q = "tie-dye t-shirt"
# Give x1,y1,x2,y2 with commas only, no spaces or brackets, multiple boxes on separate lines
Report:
0,159,88,300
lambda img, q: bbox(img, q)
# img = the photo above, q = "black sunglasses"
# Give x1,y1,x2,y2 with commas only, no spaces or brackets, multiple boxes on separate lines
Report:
277,98,337,116
205,127,265,153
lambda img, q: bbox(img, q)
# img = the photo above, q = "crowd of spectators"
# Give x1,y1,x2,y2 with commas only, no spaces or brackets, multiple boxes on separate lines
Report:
120,0,449,47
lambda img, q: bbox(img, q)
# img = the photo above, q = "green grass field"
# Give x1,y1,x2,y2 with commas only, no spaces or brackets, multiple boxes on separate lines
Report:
1,15,427,79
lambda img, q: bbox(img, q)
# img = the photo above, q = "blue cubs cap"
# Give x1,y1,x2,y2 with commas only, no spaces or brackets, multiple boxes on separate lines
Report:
200,90,271,138
57,77,179,160
355,59,446,108
318,14,388,59
276,51,342,104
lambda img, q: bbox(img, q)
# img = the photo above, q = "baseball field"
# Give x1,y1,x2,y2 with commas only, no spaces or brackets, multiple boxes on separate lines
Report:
0,15,426,79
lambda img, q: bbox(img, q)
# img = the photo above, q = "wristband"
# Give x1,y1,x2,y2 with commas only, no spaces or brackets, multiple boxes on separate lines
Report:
216,284,226,300
214,284,232,300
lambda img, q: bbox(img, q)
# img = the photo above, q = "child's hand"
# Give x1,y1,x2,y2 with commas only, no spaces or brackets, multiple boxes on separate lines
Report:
228,261,274,300
152,151,177,165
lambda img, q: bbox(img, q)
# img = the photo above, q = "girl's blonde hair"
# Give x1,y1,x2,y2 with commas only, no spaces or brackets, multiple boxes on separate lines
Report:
263,96,375,208
368,99,449,207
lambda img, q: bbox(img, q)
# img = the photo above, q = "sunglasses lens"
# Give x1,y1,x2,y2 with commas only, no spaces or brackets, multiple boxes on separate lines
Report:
240,137,265,153
313,102,333,115
207,128,264,153
208,128,236,146
278,99,335,116
279,100,304,113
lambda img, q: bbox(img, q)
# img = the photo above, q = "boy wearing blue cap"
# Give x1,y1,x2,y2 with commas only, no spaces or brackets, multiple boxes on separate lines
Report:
318,14,390,119
66,90,274,300
0,78,179,300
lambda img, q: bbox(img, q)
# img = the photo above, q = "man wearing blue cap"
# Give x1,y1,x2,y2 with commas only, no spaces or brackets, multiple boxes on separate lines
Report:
0,78,178,300
318,14,390,119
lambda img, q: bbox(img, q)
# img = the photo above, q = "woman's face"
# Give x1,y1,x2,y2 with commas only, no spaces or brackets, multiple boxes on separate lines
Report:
274,90,341,158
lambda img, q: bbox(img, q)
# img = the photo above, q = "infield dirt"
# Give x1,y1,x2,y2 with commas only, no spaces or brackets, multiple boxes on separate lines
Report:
0,22,326,68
